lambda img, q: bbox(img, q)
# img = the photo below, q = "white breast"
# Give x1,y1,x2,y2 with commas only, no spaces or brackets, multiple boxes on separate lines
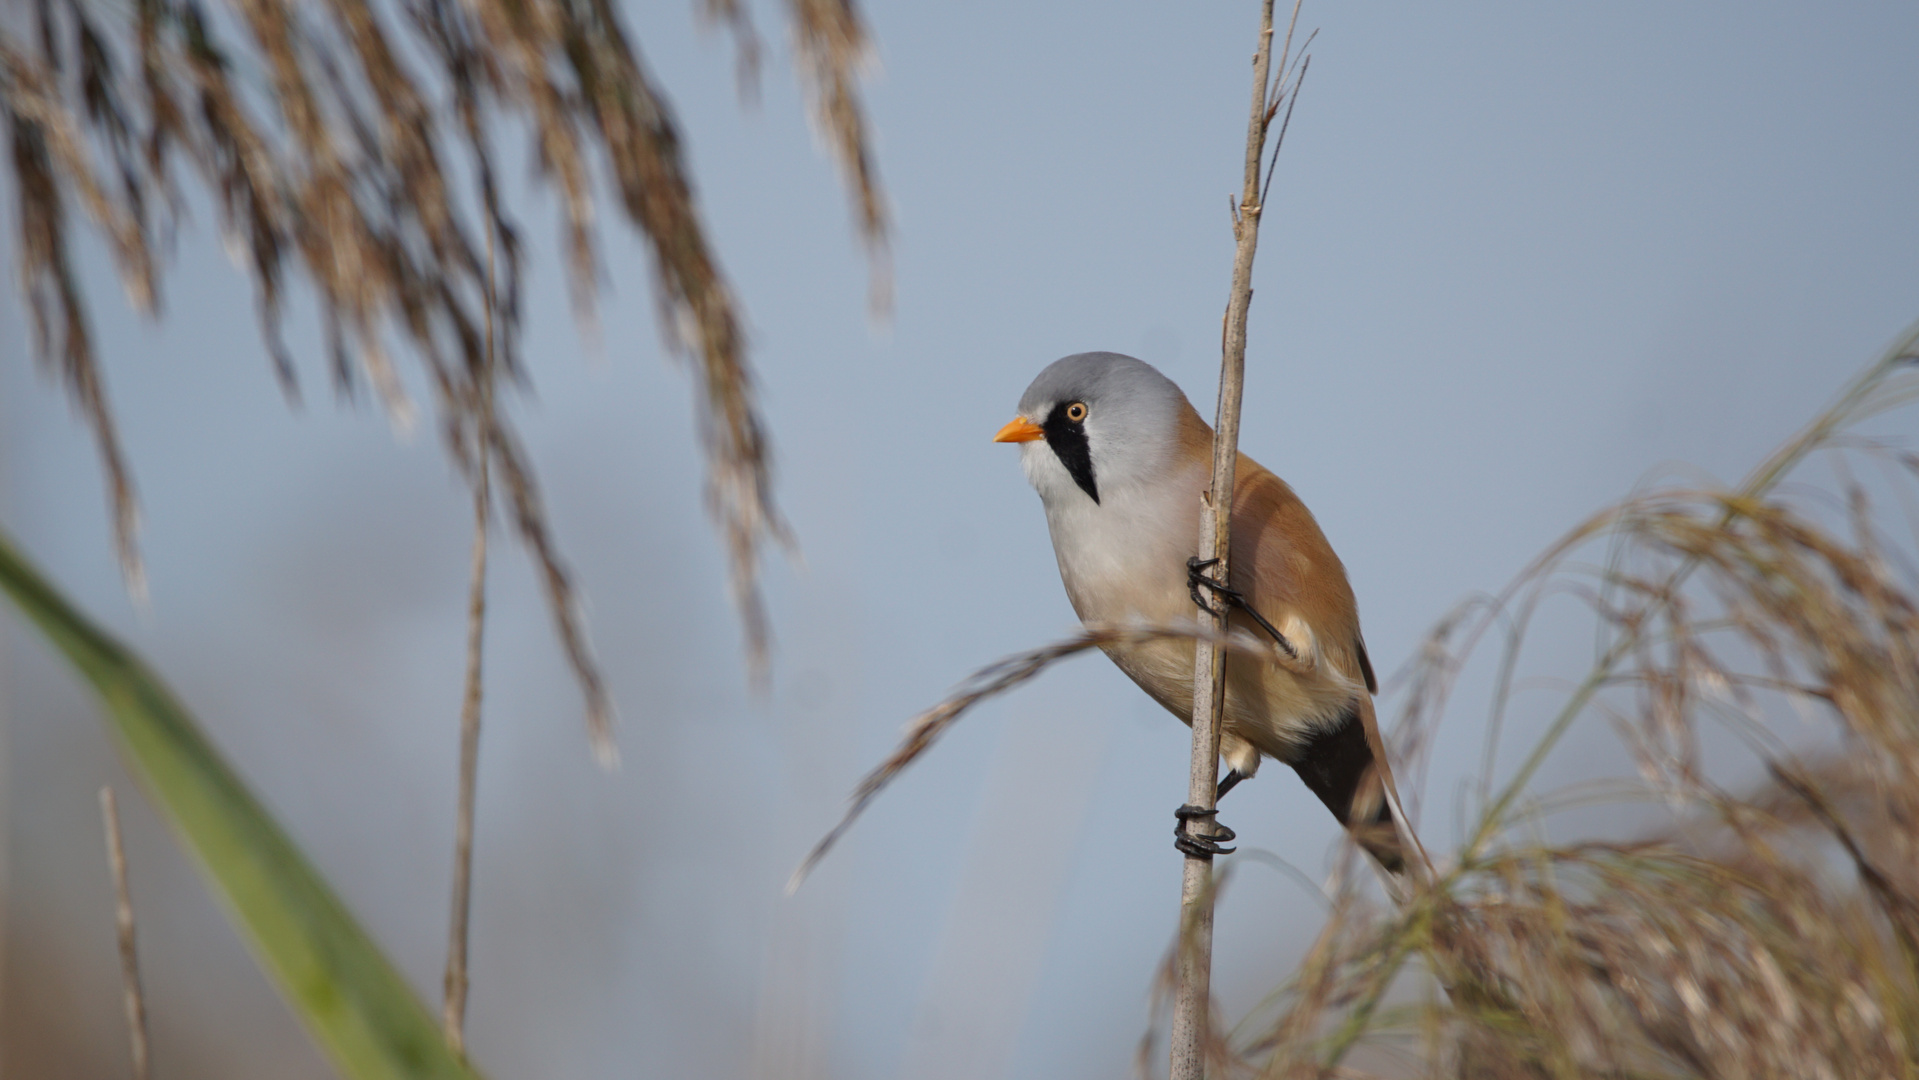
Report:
1036,456,1205,626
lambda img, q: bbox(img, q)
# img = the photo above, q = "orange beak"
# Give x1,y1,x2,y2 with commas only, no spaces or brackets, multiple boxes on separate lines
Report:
993,416,1045,443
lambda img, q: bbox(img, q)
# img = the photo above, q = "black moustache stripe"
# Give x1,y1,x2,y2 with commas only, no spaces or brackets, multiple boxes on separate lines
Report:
1042,405,1098,504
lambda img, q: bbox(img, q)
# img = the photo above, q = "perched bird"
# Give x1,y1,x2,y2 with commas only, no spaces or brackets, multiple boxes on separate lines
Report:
995,352,1408,873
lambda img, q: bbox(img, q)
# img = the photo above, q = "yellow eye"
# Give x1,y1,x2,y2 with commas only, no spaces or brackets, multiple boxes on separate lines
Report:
1065,401,1088,423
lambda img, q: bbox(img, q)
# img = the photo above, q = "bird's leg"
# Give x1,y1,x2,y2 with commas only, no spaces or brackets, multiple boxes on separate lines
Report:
1186,556,1299,661
1216,768,1246,801
1173,804,1237,858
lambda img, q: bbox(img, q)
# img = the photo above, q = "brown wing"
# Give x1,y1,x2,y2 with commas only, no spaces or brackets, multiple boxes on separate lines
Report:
1226,452,1367,690
1228,453,1418,874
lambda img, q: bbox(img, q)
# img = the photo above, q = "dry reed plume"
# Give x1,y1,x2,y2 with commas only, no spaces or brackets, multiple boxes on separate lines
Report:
2,0,887,749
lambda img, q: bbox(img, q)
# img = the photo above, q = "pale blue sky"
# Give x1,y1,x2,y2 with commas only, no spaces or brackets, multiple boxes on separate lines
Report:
5,2,1917,1078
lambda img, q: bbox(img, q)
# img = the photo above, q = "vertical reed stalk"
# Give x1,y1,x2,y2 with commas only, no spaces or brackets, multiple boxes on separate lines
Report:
99,786,150,1080
442,229,497,1055
1170,2,1288,1077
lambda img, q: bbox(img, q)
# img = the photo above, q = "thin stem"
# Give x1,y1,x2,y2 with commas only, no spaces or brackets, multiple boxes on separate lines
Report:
1258,5,1310,206
442,224,497,1055
99,786,150,1080
1259,54,1308,208
1171,2,1280,1078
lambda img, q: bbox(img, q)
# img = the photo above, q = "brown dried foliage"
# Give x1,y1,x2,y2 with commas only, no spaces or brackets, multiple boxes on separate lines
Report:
2,0,887,746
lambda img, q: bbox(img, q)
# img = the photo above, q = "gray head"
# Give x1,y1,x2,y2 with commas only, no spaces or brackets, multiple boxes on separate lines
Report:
996,352,1194,506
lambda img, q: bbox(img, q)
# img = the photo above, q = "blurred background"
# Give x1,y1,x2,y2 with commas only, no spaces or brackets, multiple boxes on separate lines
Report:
3,1,1917,1077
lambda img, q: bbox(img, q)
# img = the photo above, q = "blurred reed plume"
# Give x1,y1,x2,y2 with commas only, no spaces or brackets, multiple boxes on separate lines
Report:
1,0,887,745
1162,324,1919,1078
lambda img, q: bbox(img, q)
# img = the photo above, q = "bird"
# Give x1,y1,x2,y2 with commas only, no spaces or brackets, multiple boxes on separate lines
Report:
994,351,1409,873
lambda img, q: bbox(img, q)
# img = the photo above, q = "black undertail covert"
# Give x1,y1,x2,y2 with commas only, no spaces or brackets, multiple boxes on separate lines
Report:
1283,702,1404,873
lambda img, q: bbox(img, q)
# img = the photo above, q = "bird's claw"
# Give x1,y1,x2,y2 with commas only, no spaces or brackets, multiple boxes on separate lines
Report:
1173,803,1237,858
1186,557,1238,618
1185,557,1298,660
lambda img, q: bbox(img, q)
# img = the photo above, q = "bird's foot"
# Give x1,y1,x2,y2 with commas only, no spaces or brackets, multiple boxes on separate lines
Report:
1186,557,1236,618
1185,557,1299,660
1173,804,1237,858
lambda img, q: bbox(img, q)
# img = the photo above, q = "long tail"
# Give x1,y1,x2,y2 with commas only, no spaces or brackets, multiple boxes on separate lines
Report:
1285,698,1414,875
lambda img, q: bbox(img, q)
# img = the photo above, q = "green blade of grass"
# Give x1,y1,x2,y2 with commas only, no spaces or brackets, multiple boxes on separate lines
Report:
0,528,480,1080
